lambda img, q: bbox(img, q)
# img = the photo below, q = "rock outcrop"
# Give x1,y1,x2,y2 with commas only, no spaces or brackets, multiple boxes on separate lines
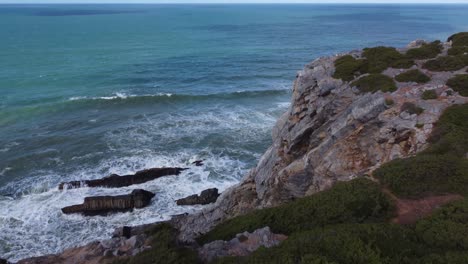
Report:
61,189,155,216
58,167,187,190
171,39,468,242
198,227,287,262
176,188,220,206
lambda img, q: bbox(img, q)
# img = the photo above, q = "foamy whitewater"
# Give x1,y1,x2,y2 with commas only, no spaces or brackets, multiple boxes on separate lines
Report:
2,3,468,262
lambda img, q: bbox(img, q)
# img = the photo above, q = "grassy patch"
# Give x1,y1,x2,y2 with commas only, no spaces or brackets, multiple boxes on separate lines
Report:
351,74,397,93
401,102,424,115
197,178,393,244
116,223,200,264
446,74,468,96
395,69,431,83
333,55,368,81
406,41,443,60
385,98,395,106
375,104,468,198
421,90,438,100
423,56,465,72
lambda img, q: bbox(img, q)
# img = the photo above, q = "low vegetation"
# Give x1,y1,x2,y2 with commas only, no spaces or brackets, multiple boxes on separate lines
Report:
375,104,468,198
400,102,424,115
363,46,413,73
395,69,431,83
421,90,438,100
197,178,393,244
333,55,368,81
350,74,397,93
423,56,465,71
447,74,468,96
116,224,200,264
448,32,468,47
406,40,443,59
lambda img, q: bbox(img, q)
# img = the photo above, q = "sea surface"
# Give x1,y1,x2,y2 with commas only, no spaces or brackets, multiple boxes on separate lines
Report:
1,4,468,262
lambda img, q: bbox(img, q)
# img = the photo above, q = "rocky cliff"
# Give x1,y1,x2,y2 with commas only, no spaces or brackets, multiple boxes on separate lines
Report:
15,35,468,263
172,39,468,242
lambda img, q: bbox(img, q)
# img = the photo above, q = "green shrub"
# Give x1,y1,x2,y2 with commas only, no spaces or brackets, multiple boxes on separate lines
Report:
333,55,368,81
385,98,395,106
395,69,431,83
375,104,468,198
446,74,468,96
351,74,397,93
448,46,468,56
448,32,468,47
406,41,443,60
197,178,393,244
415,199,468,251
362,46,407,73
374,154,468,198
116,223,200,264
422,90,438,100
391,58,415,69
423,56,465,71
401,102,424,115
426,104,468,157
415,123,424,129
214,224,425,264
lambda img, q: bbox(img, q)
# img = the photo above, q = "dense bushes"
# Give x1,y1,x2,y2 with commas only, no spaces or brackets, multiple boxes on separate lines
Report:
406,41,443,59
421,90,438,100
333,55,368,81
423,56,465,71
446,74,468,96
400,102,424,115
395,69,431,83
448,32,468,47
375,104,468,198
214,200,468,264
350,74,397,93
415,199,468,250
363,46,413,73
374,154,468,198
197,178,393,244
333,46,415,81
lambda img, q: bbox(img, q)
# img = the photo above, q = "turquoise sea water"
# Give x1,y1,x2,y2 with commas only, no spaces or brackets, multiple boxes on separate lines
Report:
1,4,468,261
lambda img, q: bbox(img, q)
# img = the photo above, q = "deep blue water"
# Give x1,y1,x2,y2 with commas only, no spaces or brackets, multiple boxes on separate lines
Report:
1,4,468,262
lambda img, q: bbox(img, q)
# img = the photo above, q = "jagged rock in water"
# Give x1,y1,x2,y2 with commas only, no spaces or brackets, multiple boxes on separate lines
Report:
198,227,287,262
192,160,204,166
61,189,155,216
172,40,468,242
176,188,220,206
58,167,187,190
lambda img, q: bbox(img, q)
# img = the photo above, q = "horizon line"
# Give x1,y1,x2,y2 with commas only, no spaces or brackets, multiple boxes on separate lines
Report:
2,2,468,4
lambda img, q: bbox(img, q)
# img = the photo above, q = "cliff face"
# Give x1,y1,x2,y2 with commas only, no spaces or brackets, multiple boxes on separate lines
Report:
173,41,468,241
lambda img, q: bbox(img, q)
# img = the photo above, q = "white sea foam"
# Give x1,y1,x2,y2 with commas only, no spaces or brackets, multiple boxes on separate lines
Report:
68,92,173,101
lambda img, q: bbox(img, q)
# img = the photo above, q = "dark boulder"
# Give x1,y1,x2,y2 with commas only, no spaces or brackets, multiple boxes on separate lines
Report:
176,188,220,206
61,189,155,216
192,160,204,166
58,167,187,190
0,258,7,264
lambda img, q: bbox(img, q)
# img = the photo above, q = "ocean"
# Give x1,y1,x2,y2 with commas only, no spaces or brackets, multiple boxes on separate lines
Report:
1,4,468,262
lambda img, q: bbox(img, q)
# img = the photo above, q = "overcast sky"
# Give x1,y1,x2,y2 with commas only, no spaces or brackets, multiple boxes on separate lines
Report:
1,0,467,4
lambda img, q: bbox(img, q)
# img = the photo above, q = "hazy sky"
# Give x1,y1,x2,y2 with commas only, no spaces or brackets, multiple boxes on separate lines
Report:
1,0,468,3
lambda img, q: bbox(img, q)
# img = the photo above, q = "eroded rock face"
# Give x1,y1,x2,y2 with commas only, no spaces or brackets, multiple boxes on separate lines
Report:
198,227,287,262
176,188,220,206
172,41,468,242
61,189,155,216
58,167,187,190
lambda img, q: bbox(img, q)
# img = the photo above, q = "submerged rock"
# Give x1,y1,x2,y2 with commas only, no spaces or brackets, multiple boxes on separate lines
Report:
61,189,155,216
58,167,187,190
176,188,220,206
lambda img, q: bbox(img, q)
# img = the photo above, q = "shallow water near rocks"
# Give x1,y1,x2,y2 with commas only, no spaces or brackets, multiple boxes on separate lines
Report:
1,3,468,262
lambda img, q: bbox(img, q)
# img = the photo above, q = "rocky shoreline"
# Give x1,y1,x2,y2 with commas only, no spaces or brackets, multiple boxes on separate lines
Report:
10,34,468,263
